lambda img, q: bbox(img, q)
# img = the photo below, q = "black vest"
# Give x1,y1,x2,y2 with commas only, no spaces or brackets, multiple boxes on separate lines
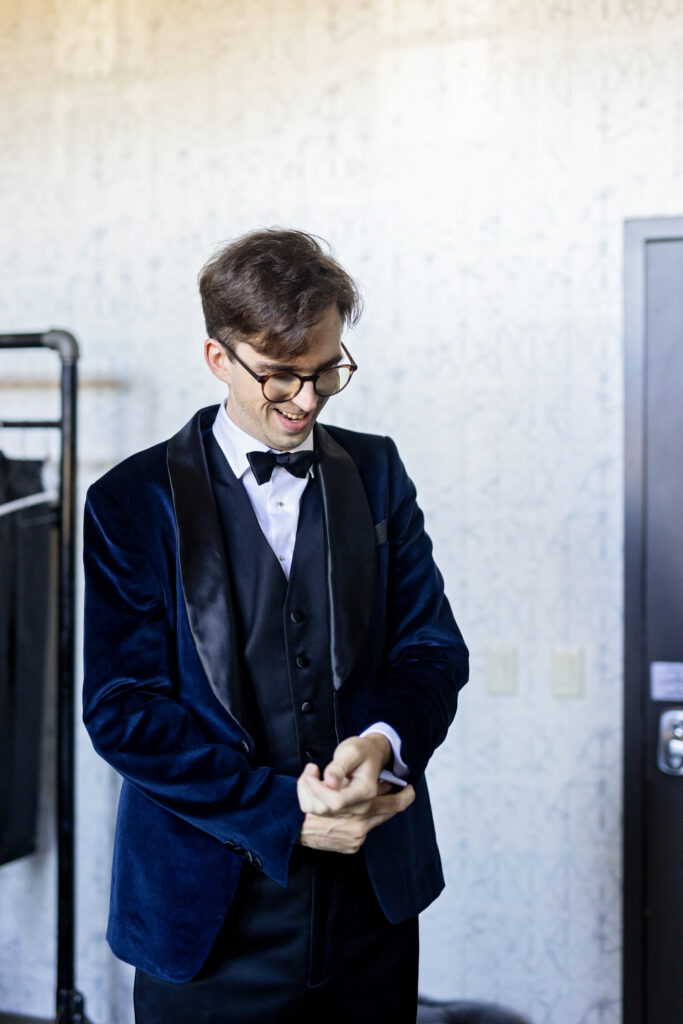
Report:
204,432,338,776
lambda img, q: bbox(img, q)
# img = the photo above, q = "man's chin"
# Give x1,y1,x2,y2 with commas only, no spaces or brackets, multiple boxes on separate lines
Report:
270,430,315,452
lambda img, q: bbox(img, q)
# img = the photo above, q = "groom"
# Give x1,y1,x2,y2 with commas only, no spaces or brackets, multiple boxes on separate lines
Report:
82,228,468,1023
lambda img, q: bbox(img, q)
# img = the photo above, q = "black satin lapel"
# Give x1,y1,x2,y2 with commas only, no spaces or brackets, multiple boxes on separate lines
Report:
315,425,377,690
167,406,252,739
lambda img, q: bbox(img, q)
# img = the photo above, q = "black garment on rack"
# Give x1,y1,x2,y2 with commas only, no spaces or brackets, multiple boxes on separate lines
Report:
0,452,55,865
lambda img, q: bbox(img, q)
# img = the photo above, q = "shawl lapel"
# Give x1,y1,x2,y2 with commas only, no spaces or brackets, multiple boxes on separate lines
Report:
166,406,254,739
315,424,377,690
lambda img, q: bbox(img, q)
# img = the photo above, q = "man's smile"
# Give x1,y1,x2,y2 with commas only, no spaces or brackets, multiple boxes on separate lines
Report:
273,407,316,433
277,409,307,421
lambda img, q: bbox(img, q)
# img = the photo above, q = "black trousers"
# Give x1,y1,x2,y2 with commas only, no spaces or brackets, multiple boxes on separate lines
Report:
134,847,418,1024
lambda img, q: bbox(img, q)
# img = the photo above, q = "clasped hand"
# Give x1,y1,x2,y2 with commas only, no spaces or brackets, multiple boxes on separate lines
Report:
297,734,415,855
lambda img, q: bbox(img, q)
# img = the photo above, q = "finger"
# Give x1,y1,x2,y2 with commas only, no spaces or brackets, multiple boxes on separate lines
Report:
307,774,371,813
302,775,348,815
297,775,316,814
323,759,377,803
395,783,415,809
316,775,376,812
303,775,374,816
387,783,415,812
323,738,367,786
297,764,326,814
365,785,416,822
322,760,347,790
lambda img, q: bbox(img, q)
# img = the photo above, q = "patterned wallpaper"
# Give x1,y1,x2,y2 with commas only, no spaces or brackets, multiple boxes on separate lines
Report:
1,2,683,1022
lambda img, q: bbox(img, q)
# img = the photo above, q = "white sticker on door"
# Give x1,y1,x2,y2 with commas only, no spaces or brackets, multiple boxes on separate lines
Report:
651,662,683,702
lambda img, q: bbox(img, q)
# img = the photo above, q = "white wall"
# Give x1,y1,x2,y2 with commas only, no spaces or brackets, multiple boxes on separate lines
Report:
1,2,683,1022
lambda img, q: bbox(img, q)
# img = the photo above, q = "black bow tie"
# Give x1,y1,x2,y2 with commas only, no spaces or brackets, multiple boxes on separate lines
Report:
247,449,318,485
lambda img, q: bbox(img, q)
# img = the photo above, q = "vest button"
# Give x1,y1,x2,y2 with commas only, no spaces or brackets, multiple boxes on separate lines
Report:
296,655,309,669
290,610,304,623
301,701,313,713
305,748,320,761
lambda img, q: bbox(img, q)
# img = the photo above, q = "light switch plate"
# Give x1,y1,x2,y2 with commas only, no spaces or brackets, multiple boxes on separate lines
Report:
551,646,584,697
486,644,517,695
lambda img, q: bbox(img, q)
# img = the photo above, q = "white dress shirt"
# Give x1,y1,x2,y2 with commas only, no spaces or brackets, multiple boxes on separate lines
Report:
212,400,314,580
211,401,408,785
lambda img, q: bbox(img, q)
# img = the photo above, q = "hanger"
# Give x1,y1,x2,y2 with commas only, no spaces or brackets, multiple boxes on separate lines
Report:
0,488,59,518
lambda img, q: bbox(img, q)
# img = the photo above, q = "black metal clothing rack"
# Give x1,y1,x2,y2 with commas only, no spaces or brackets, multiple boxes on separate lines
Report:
0,331,88,1024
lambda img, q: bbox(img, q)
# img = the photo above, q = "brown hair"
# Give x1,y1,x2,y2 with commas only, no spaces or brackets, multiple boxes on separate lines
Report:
198,228,363,358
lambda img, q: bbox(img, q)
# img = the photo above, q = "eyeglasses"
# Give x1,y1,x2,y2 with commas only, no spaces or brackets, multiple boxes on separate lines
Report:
227,342,357,403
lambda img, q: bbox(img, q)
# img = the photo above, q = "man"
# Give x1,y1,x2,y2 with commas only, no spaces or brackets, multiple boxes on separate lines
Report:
83,228,468,1024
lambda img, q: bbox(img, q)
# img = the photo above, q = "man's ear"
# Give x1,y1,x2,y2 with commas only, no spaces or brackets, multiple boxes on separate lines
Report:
204,338,232,386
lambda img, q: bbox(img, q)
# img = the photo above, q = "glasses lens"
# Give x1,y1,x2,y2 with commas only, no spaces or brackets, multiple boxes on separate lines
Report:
315,366,352,397
263,374,300,402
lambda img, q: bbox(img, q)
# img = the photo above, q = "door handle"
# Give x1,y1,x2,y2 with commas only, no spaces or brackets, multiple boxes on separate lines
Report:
657,710,683,775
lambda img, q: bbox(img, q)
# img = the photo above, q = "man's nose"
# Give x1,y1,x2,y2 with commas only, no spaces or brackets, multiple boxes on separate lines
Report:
294,380,318,412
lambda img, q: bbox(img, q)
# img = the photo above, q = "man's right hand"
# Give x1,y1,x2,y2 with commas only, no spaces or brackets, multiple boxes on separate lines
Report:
297,764,415,854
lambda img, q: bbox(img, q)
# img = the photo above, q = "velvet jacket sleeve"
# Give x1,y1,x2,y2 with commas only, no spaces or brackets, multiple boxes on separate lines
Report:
361,436,469,783
82,481,303,887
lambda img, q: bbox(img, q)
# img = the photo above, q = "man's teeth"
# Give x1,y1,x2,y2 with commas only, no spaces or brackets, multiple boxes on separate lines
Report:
278,410,306,421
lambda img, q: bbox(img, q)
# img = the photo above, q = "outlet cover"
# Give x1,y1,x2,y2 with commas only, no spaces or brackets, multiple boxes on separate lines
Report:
486,644,517,695
551,646,584,698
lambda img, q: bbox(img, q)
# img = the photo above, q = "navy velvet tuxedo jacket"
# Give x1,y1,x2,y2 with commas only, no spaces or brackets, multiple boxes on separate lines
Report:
82,406,469,982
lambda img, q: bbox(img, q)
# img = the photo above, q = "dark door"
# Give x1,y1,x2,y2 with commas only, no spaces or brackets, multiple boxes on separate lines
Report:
624,217,683,1024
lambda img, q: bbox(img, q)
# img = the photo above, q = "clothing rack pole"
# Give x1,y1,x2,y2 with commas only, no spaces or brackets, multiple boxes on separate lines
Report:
0,331,89,1024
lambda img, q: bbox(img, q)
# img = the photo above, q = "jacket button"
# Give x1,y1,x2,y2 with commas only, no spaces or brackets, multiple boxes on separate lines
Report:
301,701,313,713
244,851,253,865
296,655,309,669
253,855,263,870
290,610,304,623
240,739,250,755
225,839,235,849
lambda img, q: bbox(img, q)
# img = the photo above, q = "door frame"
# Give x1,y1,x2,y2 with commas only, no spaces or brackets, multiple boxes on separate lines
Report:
623,215,683,1024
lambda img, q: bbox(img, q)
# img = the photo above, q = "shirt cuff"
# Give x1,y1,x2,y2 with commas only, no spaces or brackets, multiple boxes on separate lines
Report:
360,722,409,788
